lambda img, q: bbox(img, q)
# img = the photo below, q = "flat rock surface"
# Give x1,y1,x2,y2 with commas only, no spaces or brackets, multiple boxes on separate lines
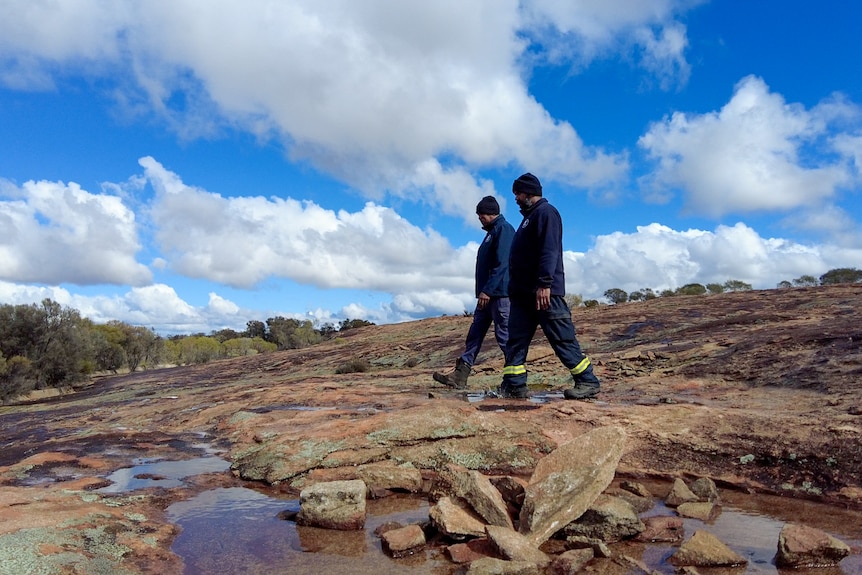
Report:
2,285,862,572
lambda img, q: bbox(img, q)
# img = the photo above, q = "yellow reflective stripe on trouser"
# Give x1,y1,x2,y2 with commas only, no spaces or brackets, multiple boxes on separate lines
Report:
503,365,527,376
569,357,591,376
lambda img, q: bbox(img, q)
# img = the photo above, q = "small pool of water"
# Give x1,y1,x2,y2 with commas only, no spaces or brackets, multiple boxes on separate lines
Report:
97,456,231,493
165,484,862,575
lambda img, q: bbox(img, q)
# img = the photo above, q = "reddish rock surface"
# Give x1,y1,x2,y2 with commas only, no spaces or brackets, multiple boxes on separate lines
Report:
1,285,862,572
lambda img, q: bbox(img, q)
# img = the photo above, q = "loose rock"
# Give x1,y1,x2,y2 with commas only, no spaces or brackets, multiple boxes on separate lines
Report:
775,523,850,568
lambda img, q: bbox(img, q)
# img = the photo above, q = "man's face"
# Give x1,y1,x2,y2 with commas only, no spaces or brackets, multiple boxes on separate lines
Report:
477,213,497,227
513,190,532,209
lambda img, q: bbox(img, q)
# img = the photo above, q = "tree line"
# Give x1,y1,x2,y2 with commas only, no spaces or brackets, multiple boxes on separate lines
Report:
589,267,861,306
0,300,374,402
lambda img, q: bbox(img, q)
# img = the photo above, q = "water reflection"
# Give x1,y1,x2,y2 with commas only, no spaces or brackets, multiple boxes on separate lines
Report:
97,456,231,493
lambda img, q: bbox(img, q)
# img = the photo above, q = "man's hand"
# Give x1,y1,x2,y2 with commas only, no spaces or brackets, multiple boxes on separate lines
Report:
536,287,550,310
477,292,491,310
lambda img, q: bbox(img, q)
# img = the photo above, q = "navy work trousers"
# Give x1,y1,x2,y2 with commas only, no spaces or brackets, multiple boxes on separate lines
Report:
461,296,510,366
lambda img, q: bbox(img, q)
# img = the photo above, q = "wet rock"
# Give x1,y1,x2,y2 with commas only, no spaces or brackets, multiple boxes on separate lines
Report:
444,464,514,529
669,530,747,567
446,538,499,563
635,515,684,543
775,523,850,568
519,426,627,545
465,557,540,575
380,524,425,558
689,477,720,502
676,501,720,522
665,478,699,507
296,479,366,530
560,494,644,542
486,525,550,566
429,496,486,538
548,548,593,574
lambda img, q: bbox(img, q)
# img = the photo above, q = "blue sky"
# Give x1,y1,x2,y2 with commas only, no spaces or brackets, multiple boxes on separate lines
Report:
1,0,860,334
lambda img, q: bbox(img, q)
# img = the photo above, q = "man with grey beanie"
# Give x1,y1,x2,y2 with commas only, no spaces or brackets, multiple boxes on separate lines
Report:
433,195,515,389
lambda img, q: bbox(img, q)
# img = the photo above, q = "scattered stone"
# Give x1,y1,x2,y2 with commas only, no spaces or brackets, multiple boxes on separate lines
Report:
689,477,720,502
665,478,700,507
561,494,645,542
465,557,541,575
548,548,593,574
429,496,487,538
635,516,684,543
519,426,627,545
775,523,850,568
605,487,654,513
445,464,514,528
486,525,550,566
676,501,720,522
380,524,425,558
295,479,366,530
669,530,747,567
306,461,423,493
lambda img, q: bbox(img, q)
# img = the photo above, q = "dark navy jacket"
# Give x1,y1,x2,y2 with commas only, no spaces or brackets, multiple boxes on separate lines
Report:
508,198,566,297
476,215,515,298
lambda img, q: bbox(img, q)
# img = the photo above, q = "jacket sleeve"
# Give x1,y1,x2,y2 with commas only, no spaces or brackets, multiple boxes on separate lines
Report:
481,222,514,295
535,208,562,289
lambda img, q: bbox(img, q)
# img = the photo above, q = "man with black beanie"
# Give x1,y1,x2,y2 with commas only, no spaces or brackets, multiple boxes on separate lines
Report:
497,173,601,399
433,195,515,389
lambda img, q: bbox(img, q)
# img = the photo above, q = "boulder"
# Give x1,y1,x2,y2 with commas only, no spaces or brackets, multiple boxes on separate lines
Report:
445,464,514,528
548,548,593,575
430,496,487,538
669,530,747,567
446,538,499,564
677,501,720,522
296,479,366,530
665,478,699,507
775,523,850,568
519,426,626,545
635,515,684,543
465,557,541,575
486,525,550,567
689,477,720,502
560,494,644,542
380,524,425,558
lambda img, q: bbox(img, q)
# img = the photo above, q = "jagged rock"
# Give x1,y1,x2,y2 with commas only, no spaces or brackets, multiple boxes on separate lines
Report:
605,487,655,513
486,525,550,566
444,464,514,528
296,479,366,530
380,524,425,557
490,475,527,508
669,530,747,567
689,477,720,502
561,494,645,542
446,538,499,563
635,515,684,543
665,478,700,507
677,501,720,522
775,523,850,568
465,557,541,575
519,426,627,545
549,548,593,574
430,496,487,538
564,535,613,558
620,480,653,497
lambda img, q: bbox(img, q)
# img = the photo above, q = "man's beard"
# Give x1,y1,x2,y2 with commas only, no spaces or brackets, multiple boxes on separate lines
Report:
517,196,535,209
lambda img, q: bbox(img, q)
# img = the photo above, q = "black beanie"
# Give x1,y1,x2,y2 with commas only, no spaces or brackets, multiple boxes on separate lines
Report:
512,172,542,196
476,195,500,215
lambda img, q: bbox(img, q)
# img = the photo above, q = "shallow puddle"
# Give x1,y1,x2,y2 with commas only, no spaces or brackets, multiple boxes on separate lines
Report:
165,483,862,575
97,456,231,493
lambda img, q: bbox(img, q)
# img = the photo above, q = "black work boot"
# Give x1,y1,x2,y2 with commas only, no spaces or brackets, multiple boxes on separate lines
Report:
564,369,600,400
432,358,471,389
490,382,529,399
